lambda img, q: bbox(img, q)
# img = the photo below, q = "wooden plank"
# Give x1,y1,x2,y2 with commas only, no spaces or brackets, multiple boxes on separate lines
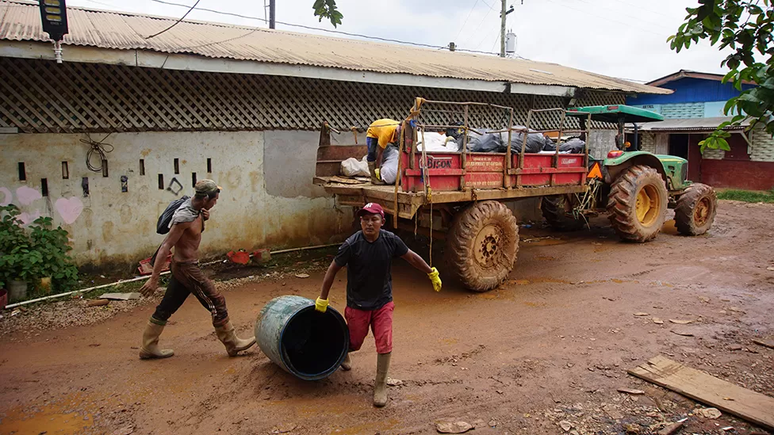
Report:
752,339,774,350
628,355,774,430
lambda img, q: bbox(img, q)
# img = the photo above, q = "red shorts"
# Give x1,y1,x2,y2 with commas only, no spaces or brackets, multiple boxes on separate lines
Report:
345,301,394,354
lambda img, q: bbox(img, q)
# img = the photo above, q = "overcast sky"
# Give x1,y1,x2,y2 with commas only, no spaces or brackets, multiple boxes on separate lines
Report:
68,0,730,83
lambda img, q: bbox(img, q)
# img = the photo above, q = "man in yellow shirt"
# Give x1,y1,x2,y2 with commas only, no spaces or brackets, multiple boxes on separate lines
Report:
366,119,401,185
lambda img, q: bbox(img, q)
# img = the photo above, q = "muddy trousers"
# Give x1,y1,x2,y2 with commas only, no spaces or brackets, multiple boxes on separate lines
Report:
151,261,229,327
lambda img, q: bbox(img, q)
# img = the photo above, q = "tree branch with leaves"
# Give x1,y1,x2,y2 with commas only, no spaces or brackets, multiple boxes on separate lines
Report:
313,0,343,27
669,0,773,152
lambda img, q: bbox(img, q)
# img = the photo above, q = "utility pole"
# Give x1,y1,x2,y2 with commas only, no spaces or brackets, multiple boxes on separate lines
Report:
500,0,507,57
269,0,276,29
499,1,514,57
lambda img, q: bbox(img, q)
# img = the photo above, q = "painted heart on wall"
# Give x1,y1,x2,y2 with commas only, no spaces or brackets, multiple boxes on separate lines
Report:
19,211,42,225
55,197,84,225
16,186,42,206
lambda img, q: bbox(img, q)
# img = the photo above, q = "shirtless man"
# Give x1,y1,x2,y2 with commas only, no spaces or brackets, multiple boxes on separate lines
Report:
138,180,255,359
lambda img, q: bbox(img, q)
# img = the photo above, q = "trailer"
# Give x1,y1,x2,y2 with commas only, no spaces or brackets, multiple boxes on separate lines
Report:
313,98,593,292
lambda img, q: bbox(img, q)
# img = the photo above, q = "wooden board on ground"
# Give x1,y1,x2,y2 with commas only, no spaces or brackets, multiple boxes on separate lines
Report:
628,355,774,431
329,176,365,185
752,339,774,350
100,292,141,301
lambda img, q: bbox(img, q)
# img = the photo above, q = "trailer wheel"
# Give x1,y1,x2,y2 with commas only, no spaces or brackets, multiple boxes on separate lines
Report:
446,201,519,292
541,195,584,231
606,165,667,242
674,183,717,236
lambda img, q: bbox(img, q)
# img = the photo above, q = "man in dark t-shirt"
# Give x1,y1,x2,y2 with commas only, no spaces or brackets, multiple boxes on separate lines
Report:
315,202,442,407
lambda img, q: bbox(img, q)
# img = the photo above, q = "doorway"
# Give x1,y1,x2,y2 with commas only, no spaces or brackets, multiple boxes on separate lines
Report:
668,134,689,159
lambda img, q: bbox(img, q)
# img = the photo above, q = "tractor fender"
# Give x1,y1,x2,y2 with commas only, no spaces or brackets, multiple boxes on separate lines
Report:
604,152,669,188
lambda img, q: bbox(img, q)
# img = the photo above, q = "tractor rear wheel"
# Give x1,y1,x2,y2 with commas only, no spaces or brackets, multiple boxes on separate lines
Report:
446,201,519,292
606,165,667,242
674,183,717,236
541,194,584,231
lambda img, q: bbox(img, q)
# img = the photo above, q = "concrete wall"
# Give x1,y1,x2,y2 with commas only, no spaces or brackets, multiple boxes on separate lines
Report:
588,130,617,160
750,124,774,163
0,131,350,268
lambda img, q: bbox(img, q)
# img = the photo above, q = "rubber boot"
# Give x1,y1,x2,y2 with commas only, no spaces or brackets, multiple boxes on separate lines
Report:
340,353,352,371
139,320,174,360
373,352,391,407
368,161,385,185
214,321,256,357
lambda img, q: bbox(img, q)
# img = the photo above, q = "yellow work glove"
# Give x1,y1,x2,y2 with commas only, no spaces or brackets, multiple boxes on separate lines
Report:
375,167,381,180
427,267,442,292
315,297,329,313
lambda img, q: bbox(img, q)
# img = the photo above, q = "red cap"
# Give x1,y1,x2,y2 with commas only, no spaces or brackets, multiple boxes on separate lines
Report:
357,202,385,219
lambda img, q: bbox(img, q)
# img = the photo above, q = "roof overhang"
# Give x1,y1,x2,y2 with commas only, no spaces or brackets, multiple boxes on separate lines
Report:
0,40,579,97
637,117,752,132
647,69,756,87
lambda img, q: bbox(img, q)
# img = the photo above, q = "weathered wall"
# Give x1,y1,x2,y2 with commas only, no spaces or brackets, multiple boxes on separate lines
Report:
588,130,617,160
0,131,349,268
700,160,774,190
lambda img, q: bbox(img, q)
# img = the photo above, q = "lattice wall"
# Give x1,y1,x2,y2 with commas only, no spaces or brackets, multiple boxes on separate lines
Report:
0,57,624,134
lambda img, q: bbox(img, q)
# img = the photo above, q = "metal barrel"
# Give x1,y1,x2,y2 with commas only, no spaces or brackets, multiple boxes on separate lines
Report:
255,295,349,381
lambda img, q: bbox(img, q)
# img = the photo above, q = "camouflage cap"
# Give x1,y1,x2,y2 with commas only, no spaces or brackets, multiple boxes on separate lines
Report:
194,179,221,196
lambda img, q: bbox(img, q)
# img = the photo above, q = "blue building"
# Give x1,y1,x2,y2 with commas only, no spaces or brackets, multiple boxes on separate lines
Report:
626,70,773,191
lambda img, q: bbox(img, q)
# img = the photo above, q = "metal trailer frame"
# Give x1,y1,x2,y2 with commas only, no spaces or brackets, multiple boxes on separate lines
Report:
313,98,593,224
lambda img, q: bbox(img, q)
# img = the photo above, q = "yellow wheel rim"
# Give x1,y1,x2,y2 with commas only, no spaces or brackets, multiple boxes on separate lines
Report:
694,197,710,226
635,185,661,227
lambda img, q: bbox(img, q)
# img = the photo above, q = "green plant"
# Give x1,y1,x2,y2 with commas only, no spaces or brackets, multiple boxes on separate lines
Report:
0,205,79,294
716,188,774,202
0,205,38,286
669,0,773,152
29,216,79,292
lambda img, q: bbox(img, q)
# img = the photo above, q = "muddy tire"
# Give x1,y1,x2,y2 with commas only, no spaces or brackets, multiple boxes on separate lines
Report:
674,183,717,236
446,201,519,292
541,195,584,231
606,165,668,242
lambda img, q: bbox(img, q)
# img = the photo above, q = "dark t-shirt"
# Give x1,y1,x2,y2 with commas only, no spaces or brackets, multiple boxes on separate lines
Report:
334,229,409,310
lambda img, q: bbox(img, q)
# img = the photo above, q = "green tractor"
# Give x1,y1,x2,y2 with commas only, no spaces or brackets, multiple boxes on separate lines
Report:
541,105,718,242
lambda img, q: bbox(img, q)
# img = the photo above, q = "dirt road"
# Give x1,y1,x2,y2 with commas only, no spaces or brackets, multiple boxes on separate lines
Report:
1,200,773,435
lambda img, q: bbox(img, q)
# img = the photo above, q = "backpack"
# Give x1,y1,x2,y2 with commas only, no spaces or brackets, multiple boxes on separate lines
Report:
156,195,190,235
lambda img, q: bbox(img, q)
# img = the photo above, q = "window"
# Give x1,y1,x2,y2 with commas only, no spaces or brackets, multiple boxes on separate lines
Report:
174,158,180,174
192,172,197,187
18,162,26,181
207,158,212,173
41,178,48,196
139,159,145,176
61,161,69,179
158,174,164,190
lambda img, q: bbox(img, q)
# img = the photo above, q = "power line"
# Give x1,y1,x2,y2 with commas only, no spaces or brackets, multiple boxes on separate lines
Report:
544,0,664,36
455,0,481,42
144,0,501,55
467,4,496,47
145,0,200,39
568,0,675,32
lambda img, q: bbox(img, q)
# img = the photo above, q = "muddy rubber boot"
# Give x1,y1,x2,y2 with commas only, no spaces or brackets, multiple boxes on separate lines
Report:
340,353,352,371
373,352,391,407
139,320,174,360
368,161,385,185
215,321,256,357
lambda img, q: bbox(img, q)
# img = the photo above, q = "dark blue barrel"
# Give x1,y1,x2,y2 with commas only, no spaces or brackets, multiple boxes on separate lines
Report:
255,295,349,381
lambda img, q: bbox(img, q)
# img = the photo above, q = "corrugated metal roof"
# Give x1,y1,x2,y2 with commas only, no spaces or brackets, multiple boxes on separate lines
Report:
0,0,670,94
638,117,751,131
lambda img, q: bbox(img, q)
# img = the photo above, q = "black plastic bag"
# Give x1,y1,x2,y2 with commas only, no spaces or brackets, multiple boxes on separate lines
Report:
560,138,586,154
156,195,190,235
